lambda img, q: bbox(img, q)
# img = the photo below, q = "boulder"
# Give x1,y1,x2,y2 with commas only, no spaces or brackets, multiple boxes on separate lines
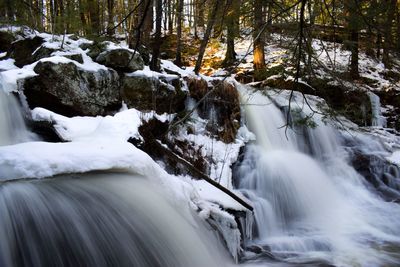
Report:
64,53,84,64
31,46,57,61
96,49,144,72
6,36,44,67
22,61,121,116
121,73,186,114
0,31,15,52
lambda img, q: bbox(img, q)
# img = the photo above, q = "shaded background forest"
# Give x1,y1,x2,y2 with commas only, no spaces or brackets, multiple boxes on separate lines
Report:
1,0,400,78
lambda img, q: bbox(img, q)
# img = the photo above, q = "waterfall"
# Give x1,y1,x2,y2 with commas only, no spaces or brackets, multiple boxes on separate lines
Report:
237,88,400,266
368,92,386,128
0,172,230,267
0,89,36,146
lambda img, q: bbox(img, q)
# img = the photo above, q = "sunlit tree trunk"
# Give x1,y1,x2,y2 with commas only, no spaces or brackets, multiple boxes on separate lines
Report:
253,0,266,72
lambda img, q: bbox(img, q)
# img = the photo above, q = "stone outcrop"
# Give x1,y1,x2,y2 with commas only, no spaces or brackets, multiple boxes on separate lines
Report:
23,61,121,116
0,31,15,52
96,49,144,72
121,73,186,114
6,36,44,67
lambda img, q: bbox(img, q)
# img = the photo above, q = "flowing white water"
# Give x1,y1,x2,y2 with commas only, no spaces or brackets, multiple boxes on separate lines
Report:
238,88,400,266
0,89,36,146
0,172,230,267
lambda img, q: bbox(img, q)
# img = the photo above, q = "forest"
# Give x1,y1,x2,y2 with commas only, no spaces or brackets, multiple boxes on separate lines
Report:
1,0,400,267
2,0,400,77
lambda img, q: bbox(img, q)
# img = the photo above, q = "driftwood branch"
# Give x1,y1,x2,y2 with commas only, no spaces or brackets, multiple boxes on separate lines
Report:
151,139,253,211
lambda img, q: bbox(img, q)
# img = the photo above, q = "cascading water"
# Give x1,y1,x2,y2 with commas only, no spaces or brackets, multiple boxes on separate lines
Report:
0,172,230,267
0,89,36,146
237,88,400,266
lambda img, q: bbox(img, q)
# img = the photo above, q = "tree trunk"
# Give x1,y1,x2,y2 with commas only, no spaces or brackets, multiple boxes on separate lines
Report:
175,0,184,66
168,0,174,34
194,0,219,74
150,0,162,71
397,7,400,53
253,0,266,72
196,0,205,37
141,0,153,47
78,0,87,35
107,0,115,36
346,0,359,79
223,0,239,67
88,0,100,35
383,0,396,68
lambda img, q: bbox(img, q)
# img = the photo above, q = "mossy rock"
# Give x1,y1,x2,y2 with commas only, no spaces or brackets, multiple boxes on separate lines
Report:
0,31,15,52
23,61,121,116
121,73,186,114
7,36,44,67
96,49,144,72
308,78,372,126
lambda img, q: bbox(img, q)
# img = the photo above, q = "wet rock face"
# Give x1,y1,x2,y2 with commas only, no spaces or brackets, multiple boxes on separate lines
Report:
96,49,144,72
376,89,400,131
7,36,44,67
121,73,186,114
23,61,121,116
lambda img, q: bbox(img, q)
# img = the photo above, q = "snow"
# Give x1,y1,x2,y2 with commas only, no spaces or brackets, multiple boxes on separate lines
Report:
40,55,108,72
0,58,17,71
161,59,195,76
0,141,160,180
0,65,37,92
191,179,248,211
196,200,242,262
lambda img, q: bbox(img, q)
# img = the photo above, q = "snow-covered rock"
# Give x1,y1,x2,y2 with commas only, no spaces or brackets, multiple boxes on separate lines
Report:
23,60,121,116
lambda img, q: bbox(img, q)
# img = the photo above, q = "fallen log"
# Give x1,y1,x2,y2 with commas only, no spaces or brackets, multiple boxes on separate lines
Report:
151,139,253,211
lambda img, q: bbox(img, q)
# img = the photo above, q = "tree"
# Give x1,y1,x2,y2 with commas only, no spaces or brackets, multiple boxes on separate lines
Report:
383,0,397,68
150,0,163,71
253,0,266,74
194,0,220,74
222,0,240,67
345,0,360,79
107,0,115,36
175,0,184,66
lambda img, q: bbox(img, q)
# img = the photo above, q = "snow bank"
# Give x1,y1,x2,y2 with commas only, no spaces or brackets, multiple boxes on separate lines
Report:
32,107,143,142
0,140,159,180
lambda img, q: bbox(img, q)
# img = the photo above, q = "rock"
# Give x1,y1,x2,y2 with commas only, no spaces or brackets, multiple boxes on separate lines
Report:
261,76,315,95
0,31,15,52
83,42,107,60
6,36,44,67
22,61,121,116
136,44,151,64
64,54,84,64
186,76,241,143
96,49,144,72
31,46,57,61
308,78,372,126
121,73,186,114
376,88,400,130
